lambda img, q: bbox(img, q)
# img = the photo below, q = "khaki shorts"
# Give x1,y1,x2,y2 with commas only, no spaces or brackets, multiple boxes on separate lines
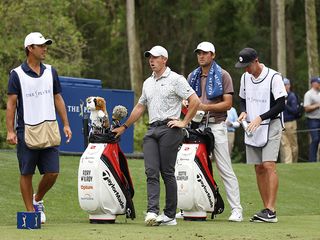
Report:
246,119,282,164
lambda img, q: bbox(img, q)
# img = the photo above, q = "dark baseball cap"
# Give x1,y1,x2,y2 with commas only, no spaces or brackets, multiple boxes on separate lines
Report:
235,48,258,68
310,76,320,83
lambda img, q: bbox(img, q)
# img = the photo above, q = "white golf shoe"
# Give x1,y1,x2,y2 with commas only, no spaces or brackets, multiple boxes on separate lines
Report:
145,212,158,226
33,194,46,223
156,213,177,226
228,209,243,222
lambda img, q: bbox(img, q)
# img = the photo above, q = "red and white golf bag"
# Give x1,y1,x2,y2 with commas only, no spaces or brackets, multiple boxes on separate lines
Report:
175,117,224,220
78,131,135,223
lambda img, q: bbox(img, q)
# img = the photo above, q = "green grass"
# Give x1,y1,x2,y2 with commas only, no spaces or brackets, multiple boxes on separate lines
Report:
0,151,319,240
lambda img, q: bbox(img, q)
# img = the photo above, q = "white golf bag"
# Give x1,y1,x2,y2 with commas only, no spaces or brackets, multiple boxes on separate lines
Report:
78,134,135,223
175,120,224,220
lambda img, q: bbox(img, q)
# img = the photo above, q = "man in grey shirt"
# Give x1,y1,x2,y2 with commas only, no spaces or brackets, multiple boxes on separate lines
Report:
304,76,320,162
113,45,200,226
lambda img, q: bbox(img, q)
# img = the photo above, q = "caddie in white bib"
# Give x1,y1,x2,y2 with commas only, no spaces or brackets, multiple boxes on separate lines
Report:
242,68,283,147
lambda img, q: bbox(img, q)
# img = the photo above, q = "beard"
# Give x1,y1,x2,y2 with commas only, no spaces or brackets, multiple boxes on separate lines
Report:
199,61,211,68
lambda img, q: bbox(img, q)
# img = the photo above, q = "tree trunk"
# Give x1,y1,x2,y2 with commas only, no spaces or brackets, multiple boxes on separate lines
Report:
276,0,286,76
285,1,295,81
305,0,319,80
270,0,277,70
271,0,286,76
276,0,287,76
126,0,143,102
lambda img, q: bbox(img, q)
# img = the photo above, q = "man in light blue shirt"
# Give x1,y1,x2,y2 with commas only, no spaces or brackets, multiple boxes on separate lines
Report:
226,107,240,154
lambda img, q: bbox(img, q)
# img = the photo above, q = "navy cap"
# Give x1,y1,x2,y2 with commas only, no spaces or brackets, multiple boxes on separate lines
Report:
310,76,320,83
283,78,290,85
235,48,258,68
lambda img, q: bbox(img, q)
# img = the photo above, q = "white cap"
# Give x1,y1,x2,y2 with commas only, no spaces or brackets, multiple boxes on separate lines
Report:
144,45,168,58
24,32,52,48
194,41,215,54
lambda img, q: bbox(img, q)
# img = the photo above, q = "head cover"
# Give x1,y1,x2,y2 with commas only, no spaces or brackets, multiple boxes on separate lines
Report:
144,46,168,58
235,48,258,68
310,76,320,84
112,105,128,121
283,78,290,85
24,32,52,48
194,41,215,54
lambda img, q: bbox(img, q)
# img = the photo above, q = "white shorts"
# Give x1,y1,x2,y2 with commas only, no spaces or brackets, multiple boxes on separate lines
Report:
246,119,282,164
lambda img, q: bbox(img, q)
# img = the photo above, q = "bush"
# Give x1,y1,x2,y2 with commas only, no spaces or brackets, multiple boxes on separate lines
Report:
133,114,149,152
0,109,14,149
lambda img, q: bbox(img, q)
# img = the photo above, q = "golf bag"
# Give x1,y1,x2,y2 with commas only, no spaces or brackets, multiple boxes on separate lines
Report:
78,130,135,223
175,126,224,220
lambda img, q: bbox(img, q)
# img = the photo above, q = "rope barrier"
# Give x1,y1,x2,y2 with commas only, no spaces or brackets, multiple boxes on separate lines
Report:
287,128,320,133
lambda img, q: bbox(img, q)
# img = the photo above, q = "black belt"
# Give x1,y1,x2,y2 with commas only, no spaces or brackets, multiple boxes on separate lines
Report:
149,119,171,127
201,117,224,124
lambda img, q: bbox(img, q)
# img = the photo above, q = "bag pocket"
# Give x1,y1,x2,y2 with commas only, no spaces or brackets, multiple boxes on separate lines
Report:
25,120,61,149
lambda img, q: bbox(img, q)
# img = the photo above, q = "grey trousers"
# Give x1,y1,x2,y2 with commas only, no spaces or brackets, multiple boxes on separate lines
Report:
143,125,183,218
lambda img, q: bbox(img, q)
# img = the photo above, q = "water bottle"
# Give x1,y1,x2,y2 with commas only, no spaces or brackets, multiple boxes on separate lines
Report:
241,120,253,137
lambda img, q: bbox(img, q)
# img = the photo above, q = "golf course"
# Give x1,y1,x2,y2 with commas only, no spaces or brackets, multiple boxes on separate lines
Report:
0,151,319,240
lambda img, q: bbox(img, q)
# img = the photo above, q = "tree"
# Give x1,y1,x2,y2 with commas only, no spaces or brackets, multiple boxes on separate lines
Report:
0,0,85,96
271,0,286,75
285,0,296,80
126,0,143,102
71,0,130,89
305,0,319,80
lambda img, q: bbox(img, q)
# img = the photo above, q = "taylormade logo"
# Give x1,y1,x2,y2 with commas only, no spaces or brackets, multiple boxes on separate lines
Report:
196,174,214,208
103,171,125,209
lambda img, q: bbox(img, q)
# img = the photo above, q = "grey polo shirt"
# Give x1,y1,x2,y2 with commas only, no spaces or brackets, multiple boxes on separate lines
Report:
139,67,194,124
304,88,320,119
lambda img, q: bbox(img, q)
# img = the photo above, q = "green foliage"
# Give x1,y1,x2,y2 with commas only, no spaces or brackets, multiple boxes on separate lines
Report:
0,0,319,154
0,0,86,108
71,0,129,89
136,0,264,106
133,114,148,152
0,110,14,149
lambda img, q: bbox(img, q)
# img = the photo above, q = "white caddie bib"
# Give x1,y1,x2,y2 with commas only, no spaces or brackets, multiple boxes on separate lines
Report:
244,68,279,147
14,64,56,124
14,65,61,149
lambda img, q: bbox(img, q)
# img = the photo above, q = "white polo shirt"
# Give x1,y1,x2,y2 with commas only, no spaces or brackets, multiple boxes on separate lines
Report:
139,67,194,124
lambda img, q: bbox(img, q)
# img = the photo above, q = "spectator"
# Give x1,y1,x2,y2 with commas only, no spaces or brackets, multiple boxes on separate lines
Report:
303,76,320,162
280,78,299,163
226,107,240,154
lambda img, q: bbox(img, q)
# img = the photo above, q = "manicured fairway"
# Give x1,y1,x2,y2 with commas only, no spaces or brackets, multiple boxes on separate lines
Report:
0,151,319,239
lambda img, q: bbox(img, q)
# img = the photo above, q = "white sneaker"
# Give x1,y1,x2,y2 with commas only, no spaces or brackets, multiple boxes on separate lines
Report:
228,209,243,222
156,213,177,226
175,211,183,219
33,194,46,223
145,212,158,226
